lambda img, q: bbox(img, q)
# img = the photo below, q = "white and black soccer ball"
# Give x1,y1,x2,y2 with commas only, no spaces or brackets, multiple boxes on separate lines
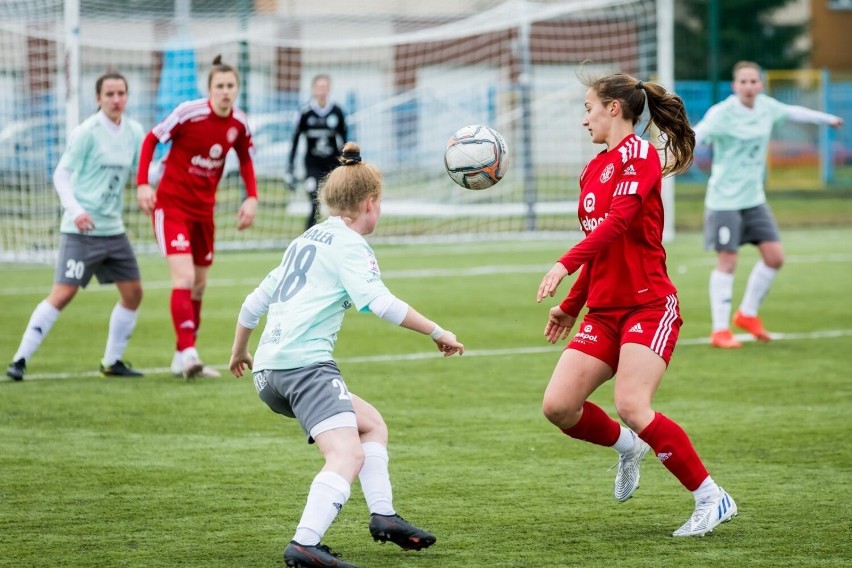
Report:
444,125,508,190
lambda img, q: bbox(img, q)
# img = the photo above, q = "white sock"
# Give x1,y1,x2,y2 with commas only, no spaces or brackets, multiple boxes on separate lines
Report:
739,260,777,317
692,476,719,503
709,270,735,332
293,471,351,546
103,303,138,366
358,442,395,516
611,426,637,455
13,300,61,362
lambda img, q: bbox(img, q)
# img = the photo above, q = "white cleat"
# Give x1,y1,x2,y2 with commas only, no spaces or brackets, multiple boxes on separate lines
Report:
178,347,204,379
672,487,737,537
613,434,650,502
172,350,220,378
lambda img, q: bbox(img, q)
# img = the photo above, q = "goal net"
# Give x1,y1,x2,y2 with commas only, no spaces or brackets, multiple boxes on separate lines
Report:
0,0,664,262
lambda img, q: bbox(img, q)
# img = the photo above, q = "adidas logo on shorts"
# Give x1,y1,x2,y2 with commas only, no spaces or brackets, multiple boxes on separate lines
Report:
628,322,643,334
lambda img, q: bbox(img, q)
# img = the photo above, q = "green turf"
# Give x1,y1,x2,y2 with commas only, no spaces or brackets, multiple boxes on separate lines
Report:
1,229,851,567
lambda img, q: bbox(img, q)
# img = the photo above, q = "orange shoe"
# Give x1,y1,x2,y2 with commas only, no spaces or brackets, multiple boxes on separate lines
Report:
733,310,771,342
710,329,742,349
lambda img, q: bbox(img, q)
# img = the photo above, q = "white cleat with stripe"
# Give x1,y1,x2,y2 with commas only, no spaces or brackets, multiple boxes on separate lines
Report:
673,487,737,537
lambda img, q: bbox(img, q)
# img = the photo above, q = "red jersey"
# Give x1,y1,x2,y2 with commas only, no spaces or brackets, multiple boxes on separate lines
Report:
138,99,255,218
558,134,676,315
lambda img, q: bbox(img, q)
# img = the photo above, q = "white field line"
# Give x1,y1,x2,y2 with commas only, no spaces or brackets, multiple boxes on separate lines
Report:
2,253,851,296
7,329,852,383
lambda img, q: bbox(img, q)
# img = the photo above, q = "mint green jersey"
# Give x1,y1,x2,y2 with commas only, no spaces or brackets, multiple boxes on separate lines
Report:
694,93,789,210
58,112,145,236
253,216,392,371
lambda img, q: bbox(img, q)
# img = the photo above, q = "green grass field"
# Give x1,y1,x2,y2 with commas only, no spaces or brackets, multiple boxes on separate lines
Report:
1,228,851,567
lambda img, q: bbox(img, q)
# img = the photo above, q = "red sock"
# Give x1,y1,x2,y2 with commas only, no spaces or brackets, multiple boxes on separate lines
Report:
192,299,202,339
638,412,709,491
171,288,196,351
560,401,621,447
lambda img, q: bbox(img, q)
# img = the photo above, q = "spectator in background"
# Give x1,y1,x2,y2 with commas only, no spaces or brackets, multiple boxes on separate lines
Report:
285,74,348,231
694,60,844,349
6,72,145,381
136,55,258,378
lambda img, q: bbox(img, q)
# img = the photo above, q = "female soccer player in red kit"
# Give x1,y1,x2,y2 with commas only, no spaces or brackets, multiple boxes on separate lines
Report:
536,72,737,537
136,55,258,378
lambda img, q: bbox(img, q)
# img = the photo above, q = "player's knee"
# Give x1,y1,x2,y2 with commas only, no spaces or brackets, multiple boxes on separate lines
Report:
542,397,581,429
613,397,648,431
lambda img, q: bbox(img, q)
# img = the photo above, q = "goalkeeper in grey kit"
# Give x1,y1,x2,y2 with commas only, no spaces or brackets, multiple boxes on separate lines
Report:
286,73,348,231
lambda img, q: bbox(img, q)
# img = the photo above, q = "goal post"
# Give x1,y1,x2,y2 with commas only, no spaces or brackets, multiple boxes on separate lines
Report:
0,0,669,262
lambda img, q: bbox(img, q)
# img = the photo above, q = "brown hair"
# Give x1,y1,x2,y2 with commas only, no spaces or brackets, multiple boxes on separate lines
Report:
319,142,382,215
208,54,239,88
583,72,695,176
732,60,762,79
96,71,128,96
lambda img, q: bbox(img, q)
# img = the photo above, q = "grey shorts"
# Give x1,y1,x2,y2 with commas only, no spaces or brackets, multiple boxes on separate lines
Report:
703,203,781,252
54,233,141,288
253,360,355,442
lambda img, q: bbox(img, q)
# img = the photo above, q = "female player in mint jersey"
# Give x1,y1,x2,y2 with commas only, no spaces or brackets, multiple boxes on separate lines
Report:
536,72,737,537
229,142,463,568
694,61,843,349
285,74,348,231
6,72,145,381
136,55,258,379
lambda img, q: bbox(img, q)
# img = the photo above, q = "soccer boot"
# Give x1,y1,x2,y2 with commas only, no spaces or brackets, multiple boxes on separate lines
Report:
672,487,737,537
733,310,771,342
100,360,143,378
283,541,357,568
368,513,436,551
710,329,742,349
178,348,204,379
6,358,26,381
172,350,218,378
612,434,650,502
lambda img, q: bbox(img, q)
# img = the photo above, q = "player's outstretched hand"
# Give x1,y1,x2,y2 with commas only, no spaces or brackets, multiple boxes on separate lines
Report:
229,351,253,378
544,305,576,344
537,262,569,303
434,330,464,357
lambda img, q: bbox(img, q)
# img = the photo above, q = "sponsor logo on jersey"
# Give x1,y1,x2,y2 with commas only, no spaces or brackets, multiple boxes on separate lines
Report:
583,193,596,213
600,163,614,183
226,127,238,143
190,154,225,170
327,114,339,128
581,215,608,232
209,144,223,159
623,164,637,176
629,322,644,334
171,233,190,251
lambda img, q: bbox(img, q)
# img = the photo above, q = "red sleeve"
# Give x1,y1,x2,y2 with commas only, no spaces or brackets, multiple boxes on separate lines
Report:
240,159,258,199
559,265,589,317
557,194,643,274
136,131,158,185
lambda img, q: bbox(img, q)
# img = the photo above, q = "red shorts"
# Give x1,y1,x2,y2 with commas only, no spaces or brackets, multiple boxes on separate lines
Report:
153,207,215,266
567,294,682,371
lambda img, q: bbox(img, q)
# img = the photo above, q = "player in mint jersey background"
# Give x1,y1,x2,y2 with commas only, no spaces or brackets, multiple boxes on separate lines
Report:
6,72,146,381
536,71,736,537
694,60,844,349
229,142,463,568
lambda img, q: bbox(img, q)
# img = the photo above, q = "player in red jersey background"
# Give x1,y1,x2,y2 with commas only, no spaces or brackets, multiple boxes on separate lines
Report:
535,71,737,538
136,55,258,378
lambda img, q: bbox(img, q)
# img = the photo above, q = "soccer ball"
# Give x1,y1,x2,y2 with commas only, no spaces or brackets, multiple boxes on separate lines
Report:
444,125,508,190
